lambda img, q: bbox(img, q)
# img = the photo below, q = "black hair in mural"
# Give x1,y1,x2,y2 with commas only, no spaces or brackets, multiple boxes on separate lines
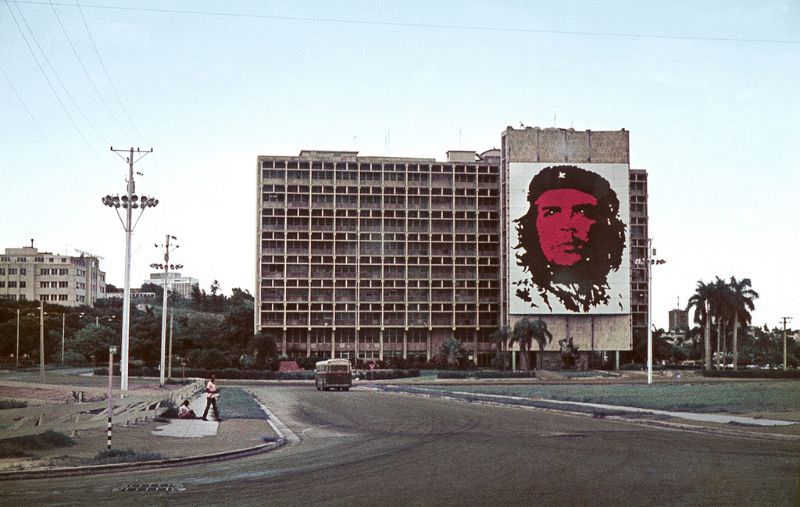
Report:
514,165,626,312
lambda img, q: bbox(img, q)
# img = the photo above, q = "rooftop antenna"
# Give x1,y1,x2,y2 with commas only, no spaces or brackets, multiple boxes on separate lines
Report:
384,129,390,155
458,128,462,148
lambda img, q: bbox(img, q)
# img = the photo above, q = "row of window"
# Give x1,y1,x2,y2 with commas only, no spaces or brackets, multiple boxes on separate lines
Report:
263,185,498,196
0,256,70,263
0,281,26,288
261,160,498,172
0,268,25,275
263,208,499,220
40,281,70,288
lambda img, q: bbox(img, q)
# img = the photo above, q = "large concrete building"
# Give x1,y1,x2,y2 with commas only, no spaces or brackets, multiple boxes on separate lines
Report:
0,243,106,307
256,127,649,367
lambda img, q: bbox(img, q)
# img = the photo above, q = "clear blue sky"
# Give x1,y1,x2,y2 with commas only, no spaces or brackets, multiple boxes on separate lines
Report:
2,0,798,330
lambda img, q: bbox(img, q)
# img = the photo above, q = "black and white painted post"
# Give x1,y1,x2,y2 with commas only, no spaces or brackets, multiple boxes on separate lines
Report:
107,345,117,450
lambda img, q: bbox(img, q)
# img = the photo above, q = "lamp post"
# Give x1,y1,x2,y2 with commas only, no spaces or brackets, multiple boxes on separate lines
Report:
635,239,666,385
150,234,181,387
39,299,44,382
102,146,157,392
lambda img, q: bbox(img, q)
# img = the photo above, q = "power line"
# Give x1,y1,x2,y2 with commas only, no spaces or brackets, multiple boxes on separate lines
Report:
48,0,132,140
11,1,109,146
4,0,103,165
12,0,800,46
0,61,72,175
74,0,145,143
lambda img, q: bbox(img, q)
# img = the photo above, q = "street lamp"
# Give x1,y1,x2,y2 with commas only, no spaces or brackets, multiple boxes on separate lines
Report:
634,238,666,385
150,234,181,387
102,146,157,392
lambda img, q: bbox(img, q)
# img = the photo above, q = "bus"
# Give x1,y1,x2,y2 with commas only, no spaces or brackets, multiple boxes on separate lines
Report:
314,359,353,391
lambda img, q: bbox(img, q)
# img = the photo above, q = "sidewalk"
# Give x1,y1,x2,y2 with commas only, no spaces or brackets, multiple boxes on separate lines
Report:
0,383,278,477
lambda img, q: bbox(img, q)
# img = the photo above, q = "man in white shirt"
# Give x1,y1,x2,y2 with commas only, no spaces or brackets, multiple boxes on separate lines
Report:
201,374,221,421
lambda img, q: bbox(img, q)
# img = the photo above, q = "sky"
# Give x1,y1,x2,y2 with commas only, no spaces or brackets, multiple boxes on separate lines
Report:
1,0,798,330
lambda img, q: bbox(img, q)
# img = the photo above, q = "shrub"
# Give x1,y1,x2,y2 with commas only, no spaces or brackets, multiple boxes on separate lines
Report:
702,369,800,379
437,370,537,379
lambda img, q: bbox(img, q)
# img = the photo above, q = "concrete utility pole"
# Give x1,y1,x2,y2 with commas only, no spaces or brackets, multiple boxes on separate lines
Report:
39,299,44,382
780,317,792,371
15,309,20,368
635,239,666,385
102,147,158,392
151,235,181,387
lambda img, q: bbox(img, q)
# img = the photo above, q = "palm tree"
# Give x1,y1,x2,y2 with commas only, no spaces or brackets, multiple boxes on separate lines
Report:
489,326,511,369
687,280,714,370
510,318,553,370
727,276,759,370
710,276,731,368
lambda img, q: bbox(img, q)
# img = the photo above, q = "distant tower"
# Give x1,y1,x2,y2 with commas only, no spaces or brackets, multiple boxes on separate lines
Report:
669,297,689,332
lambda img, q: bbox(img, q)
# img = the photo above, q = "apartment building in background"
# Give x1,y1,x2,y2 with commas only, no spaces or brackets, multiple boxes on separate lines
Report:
256,126,649,367
0,242,106,307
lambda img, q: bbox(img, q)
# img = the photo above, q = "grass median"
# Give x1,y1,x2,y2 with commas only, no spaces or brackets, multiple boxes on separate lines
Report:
424,381,800,414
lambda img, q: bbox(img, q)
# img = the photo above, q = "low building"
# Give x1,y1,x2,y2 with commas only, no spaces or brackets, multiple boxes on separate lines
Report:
144,272,199,299
0,242,106,307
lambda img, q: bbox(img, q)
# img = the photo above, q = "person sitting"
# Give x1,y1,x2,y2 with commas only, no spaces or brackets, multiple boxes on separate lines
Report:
178,399,197,419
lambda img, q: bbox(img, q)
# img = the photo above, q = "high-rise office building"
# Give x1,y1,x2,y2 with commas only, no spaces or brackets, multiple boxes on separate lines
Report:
256,127,649,367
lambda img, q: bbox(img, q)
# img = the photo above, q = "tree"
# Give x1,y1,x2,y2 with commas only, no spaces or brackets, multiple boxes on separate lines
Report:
510,317,552,371
438,336,464,368
727,276,759,370
69,324,117,364
687,280,714,370
489,326,511,370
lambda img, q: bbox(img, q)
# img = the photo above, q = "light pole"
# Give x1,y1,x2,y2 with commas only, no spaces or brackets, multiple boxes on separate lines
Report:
39,299,44,382
15,309,19,368
150,234,181,387
780,317,792,371
635,239,666,385
102,146,158,392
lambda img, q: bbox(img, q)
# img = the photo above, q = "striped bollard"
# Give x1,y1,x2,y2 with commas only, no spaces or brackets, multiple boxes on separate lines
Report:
107,346,117,451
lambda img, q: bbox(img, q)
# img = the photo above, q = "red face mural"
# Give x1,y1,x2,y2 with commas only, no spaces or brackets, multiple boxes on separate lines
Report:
534,188,598,266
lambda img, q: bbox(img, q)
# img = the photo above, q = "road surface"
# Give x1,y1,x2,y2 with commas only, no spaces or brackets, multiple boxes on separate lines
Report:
6,385,799,506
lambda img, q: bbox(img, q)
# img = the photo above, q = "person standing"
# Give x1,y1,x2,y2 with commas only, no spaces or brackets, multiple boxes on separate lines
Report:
201,373,221,421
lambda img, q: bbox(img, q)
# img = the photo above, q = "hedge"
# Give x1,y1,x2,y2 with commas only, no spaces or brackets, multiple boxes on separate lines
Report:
437,370,538,379
702,369,800,379
92,367,420,380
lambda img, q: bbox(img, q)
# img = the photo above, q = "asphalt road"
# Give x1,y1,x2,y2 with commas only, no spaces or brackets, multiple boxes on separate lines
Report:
5,385,799,506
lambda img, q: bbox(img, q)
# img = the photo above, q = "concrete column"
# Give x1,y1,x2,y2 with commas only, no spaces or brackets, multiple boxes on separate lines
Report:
403,329,407,359
281,329,287,356
379,329,384,361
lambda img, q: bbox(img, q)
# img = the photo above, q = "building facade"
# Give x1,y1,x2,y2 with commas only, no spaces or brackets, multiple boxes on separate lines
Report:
0,243,106,307
144,272,199,299
256,127,649,367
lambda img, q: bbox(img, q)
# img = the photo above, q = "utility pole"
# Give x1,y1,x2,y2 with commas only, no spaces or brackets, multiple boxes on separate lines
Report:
780,316,792,371
151,235,181,387
61,313,65,367
15,309,20,368
102,147,158,392
39,299,44,382
168,308,174,380
635,239,666,384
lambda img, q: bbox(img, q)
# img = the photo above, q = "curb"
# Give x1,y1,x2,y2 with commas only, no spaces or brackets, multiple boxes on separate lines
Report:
0,439,281,480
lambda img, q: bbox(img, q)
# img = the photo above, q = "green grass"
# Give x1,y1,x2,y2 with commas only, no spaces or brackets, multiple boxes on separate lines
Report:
0,430,74,458
427,381,800,414
214,387,267,419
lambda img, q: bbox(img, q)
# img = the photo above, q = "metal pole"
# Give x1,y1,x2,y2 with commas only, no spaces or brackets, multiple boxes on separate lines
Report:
15,309,20,369
121,148,134,392
61,313,65,366
40,299,45,382
168,308,174,380
107,346,116,450
159,242,169,387
647,239,653,385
